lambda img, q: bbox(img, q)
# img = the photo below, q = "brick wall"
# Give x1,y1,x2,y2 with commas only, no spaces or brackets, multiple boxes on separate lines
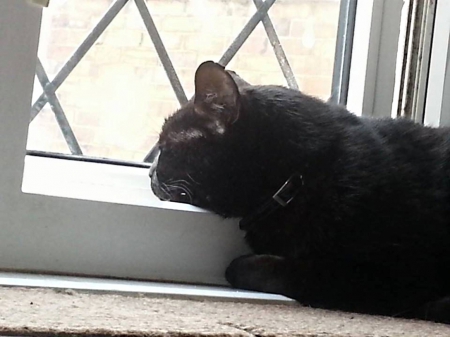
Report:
27,0,340,161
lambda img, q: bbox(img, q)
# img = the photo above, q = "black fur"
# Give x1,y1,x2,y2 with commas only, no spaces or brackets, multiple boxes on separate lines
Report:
150,61,450,323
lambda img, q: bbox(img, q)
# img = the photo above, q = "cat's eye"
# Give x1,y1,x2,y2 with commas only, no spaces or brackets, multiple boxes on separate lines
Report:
169,190,192,204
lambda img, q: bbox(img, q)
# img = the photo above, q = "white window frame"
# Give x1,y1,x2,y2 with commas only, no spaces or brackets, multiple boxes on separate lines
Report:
423,0,450,127
0,0,422,286
347,0,404,118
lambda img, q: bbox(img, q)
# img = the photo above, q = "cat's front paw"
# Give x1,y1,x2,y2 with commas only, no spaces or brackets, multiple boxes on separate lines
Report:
225,254,296,296
225,254,256,290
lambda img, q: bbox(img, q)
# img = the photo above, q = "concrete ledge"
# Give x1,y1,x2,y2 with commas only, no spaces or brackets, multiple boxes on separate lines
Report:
0,286,450,337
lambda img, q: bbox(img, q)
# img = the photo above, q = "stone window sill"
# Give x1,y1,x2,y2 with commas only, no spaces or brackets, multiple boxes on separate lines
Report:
1,285,450,336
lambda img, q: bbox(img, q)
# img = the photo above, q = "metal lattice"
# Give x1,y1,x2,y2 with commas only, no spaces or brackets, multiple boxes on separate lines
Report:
31,0,353,163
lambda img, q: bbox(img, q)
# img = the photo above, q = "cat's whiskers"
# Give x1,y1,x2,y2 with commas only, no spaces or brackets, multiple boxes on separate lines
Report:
160,182,171,196
166,178,192,186
187,173,200,185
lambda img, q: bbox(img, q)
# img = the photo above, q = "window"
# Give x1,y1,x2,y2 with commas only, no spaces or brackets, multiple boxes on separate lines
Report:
2,0,447,287
29,0,346,162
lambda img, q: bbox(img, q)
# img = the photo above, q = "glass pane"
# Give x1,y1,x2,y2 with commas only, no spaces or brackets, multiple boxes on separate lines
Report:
28,0,343,162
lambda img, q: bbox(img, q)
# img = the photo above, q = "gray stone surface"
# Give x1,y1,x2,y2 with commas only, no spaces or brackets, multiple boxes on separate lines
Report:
1,286,450,336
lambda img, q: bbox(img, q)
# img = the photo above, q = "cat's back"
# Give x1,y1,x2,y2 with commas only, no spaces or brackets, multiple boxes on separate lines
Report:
368,117,450,151
364,118,450,179
339,117,450,244
237,85,450,260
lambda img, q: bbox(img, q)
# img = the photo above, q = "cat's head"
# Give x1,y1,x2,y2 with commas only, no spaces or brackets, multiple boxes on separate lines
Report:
150,61,263,217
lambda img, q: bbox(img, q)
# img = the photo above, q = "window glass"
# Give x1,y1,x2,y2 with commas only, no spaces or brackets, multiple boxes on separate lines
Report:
28,0,342,162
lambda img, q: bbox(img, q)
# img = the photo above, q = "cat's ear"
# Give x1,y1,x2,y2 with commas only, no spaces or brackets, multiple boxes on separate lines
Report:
194,61,240,125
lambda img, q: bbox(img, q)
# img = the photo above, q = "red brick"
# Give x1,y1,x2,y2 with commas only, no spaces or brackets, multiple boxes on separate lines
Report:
236,54,281,72
142,33,185,50
169,52,199,69
122,49,160,67
101,28,143,47
161,16,202,33
184,35,226,54
302,76,333,99
238,34,271,55
146,0,187,16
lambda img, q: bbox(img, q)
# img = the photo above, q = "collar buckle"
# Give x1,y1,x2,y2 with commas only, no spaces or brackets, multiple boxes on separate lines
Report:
239,173,304,231
272,173,303,207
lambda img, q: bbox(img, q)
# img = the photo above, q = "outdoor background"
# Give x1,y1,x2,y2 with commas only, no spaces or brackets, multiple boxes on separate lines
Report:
28,0,341,162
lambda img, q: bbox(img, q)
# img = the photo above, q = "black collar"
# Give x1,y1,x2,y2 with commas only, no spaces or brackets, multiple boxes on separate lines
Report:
239,173,304,231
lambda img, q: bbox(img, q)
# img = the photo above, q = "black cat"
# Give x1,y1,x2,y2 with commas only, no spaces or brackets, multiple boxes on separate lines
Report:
150,61,450,323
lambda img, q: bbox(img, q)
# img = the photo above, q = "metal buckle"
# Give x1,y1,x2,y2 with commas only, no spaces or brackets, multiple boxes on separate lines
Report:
272,173,303,207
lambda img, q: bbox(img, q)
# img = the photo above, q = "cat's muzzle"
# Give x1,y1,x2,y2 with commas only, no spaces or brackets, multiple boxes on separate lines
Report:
150,171,171,201
150,154,193,204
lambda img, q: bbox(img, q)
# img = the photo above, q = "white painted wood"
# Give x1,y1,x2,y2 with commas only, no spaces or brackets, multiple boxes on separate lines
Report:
347,0,404,118
0,272,291,302
423,0,450,127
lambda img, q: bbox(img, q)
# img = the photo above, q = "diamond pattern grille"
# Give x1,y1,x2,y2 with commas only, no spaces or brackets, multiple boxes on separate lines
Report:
30,0,355,163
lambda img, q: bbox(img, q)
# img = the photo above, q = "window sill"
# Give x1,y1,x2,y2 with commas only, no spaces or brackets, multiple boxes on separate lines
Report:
0,271,289,303
1,274,449,337
14,154,248,285
22,155,207,213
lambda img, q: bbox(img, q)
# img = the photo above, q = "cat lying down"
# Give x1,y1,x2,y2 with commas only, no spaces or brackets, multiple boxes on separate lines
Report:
150,61,450,324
